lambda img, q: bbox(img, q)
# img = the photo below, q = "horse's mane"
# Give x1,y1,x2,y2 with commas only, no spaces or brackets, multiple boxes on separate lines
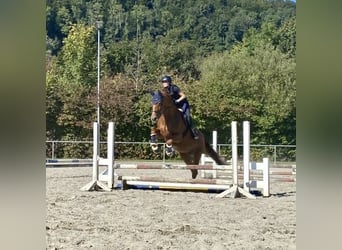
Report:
154,88,175,108
159,88,172,107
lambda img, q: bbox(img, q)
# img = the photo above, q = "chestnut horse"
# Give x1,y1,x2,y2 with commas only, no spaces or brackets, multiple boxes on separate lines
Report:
150,88,225,179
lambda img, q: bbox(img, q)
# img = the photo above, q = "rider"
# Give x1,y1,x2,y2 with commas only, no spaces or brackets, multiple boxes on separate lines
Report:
150,75,199,143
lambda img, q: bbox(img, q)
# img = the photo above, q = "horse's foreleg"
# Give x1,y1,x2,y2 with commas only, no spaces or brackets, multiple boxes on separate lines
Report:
165,143,175,157
150,127,160,154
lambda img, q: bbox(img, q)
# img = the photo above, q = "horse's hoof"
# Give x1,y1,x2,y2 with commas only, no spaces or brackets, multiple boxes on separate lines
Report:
165,150,175,157
165,145,175,157
151,144,159,153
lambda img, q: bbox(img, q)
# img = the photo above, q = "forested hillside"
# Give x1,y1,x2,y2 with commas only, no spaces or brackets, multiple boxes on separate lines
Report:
46,0,296,159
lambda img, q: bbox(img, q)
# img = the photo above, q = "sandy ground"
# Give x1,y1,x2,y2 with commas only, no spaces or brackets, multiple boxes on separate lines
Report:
46,166,296,250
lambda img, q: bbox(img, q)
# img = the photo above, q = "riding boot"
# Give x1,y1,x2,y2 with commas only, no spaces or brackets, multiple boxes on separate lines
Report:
185,115,199,140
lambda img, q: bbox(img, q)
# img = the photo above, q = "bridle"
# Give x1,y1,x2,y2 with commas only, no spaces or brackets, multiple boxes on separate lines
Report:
152,102,161,120
151,91,163,122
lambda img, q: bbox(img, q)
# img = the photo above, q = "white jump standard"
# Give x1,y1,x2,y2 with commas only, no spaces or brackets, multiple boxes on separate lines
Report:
81,121,270,198
216,121,256,198
81,122,114,191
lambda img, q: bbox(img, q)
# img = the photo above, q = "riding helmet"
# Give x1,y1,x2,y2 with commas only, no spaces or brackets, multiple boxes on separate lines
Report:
161,75,172,83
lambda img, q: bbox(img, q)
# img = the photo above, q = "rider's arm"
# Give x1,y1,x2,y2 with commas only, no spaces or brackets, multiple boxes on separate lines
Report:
175,91,186,103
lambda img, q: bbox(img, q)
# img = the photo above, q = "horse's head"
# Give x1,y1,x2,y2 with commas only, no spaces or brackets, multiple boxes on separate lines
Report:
150,90,163,124
150,88,177,124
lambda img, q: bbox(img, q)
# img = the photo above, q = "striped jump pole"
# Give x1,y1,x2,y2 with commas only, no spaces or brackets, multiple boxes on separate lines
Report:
115,163,231,170
118,175,231,185
121,180,231,193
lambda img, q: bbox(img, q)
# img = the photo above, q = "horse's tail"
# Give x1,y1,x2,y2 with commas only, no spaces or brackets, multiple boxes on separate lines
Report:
205,141,226,165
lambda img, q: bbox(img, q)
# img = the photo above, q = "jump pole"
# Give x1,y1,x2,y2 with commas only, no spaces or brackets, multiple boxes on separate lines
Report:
81,122,113,191
122,180,231,193
119,175,231,185
216,121,256,199
114,164,230,170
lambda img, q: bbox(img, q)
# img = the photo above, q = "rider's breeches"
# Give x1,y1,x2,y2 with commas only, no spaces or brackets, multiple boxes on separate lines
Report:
176,102,193,128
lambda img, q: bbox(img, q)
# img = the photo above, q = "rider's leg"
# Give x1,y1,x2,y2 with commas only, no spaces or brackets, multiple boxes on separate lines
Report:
183,105,199,139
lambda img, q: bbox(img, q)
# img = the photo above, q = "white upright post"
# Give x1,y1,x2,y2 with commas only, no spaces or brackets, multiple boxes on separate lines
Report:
263,158,270,197
212,131,217,166
231,121,238,185
243,121,250,192
93,122,99,181
107,122,114,189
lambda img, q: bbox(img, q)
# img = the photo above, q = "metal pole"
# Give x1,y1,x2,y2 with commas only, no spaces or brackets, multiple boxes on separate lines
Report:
52,141,55,159
97,24,101,126
96,21,103,157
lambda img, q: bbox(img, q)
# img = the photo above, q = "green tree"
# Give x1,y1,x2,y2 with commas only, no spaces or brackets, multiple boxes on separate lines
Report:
48,23,99,141
105,40,135,74
195,41,295,144
59,23,97,86
46,54,63,140
103,0,125,45
277,16,296,57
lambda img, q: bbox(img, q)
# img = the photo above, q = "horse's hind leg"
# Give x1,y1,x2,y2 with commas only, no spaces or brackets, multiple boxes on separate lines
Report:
179,152,198,179
191,151,203,179
190,169,198,179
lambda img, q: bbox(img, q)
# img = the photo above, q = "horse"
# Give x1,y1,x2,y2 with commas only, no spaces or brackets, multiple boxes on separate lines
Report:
149,88,225,179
